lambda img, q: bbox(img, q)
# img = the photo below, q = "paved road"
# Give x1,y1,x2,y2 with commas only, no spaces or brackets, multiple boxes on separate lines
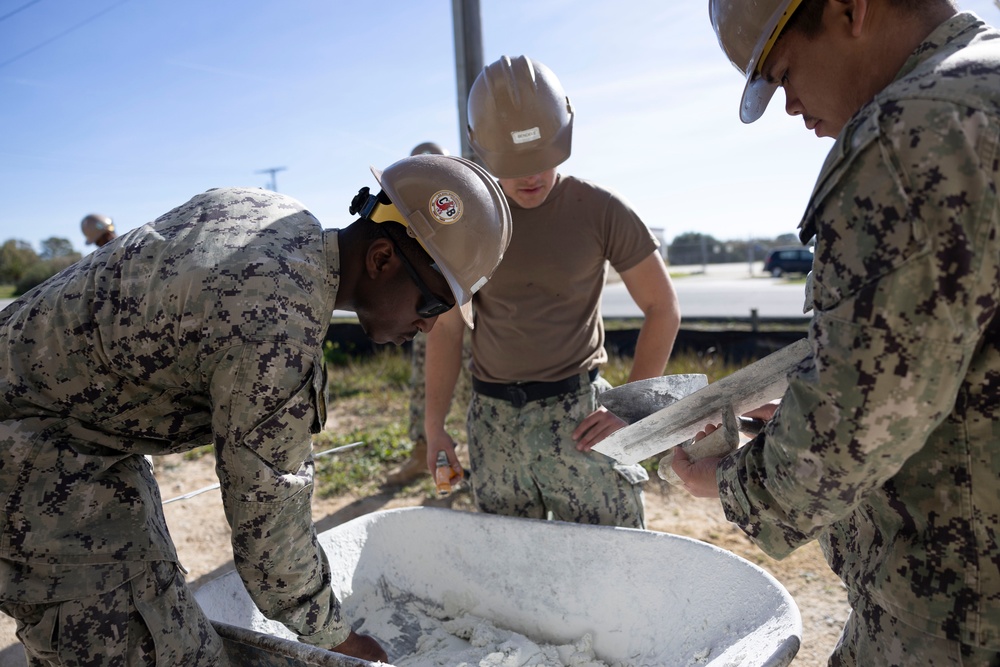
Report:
0,263,811,321
604,261,809,319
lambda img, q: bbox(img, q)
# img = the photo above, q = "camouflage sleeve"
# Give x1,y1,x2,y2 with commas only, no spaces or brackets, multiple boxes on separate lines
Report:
718,101,1000,558
209,340,348,648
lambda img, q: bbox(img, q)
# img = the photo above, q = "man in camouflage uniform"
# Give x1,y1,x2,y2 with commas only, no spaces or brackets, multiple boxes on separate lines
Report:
676,1,1000,664
0,154,511,665
425,56,682,527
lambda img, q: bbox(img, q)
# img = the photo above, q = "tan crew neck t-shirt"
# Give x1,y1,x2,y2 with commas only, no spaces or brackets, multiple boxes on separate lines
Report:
470,174,658,384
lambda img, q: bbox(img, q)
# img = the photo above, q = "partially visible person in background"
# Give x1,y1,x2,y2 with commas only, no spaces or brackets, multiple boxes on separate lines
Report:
80,213,116,248
386,140,469,487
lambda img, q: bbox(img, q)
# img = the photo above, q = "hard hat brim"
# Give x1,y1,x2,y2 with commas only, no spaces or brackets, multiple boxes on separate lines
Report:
733,0,800,124
740,75,779,124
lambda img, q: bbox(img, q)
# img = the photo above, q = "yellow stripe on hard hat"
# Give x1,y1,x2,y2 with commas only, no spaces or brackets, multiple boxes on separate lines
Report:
369,201,433,254
755,0,805,76
369,201,405,226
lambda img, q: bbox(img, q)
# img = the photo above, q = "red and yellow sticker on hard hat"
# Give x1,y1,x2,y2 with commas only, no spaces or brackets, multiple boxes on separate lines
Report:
429,191,463,224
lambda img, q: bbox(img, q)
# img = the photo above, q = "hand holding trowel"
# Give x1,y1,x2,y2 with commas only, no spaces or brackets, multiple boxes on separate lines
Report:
594,338,811,483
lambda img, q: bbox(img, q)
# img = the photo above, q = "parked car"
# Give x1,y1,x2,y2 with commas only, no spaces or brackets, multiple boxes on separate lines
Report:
763,246,814,277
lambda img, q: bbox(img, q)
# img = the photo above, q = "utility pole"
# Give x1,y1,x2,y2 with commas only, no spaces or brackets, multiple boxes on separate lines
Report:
452,0,483,163
256,167,287,192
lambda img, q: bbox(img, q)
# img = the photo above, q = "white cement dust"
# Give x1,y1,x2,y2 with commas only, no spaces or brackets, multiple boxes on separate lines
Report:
392,613,615,667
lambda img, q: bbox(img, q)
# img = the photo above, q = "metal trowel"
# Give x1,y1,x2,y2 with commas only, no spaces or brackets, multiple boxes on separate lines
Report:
600,374,767,435
594,338,812,466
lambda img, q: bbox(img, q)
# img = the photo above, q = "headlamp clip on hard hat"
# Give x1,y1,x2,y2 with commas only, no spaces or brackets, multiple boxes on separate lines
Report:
350,186,403,226
349,187,453,319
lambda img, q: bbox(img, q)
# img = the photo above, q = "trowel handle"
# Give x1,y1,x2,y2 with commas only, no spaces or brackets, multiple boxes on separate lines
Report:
657,424,739,486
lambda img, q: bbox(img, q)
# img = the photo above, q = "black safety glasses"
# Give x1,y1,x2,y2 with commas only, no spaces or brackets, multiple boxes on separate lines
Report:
380,228,454,319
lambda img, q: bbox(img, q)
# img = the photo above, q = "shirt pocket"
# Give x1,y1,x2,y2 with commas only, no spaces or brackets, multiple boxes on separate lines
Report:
227,361,326,501
805,132,931,314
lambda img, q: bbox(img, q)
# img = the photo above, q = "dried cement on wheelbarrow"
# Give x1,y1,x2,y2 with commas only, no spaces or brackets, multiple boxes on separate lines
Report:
352,575,613,666
395,613,609,667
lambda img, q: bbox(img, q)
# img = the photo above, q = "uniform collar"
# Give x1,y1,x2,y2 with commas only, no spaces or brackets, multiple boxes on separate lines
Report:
322,228,341,317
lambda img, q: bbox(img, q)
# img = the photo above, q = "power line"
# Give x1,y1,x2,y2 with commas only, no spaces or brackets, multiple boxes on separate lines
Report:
0,0,42,25
0,0,132,70
256,166,287,192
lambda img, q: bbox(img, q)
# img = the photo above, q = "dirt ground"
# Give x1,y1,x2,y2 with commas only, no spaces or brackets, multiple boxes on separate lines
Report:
0,448,850,667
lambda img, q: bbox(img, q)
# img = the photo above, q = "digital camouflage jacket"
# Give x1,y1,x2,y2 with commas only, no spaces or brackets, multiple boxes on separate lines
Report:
718,13,1000,647
0,188,349,647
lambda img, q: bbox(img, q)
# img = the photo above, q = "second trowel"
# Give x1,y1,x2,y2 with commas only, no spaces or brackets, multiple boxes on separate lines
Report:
598,374,709,424
600,374,767,435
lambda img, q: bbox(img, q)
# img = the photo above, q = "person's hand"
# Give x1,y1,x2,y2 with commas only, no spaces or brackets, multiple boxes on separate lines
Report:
425,429,464,483
572,406,627,451
671,445,722,498
743,399,780,422
331,630,388,662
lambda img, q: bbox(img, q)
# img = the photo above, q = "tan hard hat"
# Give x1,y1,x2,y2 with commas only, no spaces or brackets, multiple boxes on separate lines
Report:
359,154,512,328
410,142,450,156
467,55,574,179
710,0,804,123
81,213,115,244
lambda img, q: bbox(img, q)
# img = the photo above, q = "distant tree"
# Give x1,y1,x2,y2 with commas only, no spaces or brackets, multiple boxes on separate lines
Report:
668,232,723,266
14,258,79,296
774,233,801,246
0,240,39,284
39,237,77,261
11,238,80,296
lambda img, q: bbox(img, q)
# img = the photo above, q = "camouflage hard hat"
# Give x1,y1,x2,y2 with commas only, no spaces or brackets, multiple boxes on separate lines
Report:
410,142,450,157
467,55,574,179
81,214,115,244
352,154,512,328
710,0,804,123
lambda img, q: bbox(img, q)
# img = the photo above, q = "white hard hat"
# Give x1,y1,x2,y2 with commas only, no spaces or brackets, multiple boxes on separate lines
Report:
81,214,115,244
709,0,804,123
467,55,574,178
353,154,512,328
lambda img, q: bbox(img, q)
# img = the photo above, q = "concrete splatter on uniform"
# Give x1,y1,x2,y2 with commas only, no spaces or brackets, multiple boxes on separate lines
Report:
0,187,350,660
468,375,647,527
717,13,1000,657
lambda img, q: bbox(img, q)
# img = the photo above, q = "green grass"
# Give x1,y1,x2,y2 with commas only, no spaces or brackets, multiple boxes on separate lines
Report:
325,347,411,398
312,347,750,498
312,421,414,497
0,285,15,299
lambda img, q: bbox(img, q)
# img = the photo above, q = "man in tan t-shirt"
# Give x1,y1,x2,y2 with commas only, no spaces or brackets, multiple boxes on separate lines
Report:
424,55,681,527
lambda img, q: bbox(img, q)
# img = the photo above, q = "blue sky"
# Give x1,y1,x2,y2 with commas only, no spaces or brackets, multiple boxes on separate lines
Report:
2,1,997,254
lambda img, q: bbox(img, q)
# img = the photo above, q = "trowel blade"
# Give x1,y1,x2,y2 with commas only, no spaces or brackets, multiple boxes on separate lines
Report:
599,374,708,424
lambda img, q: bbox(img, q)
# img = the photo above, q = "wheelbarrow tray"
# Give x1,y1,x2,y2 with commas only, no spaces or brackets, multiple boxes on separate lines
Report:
195,507,801,666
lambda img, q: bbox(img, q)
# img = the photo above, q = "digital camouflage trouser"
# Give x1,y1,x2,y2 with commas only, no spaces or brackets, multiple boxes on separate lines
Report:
467,374,647,528
0,560,227,667
830,594,1000,667
408,332,427,444
408,332,472,444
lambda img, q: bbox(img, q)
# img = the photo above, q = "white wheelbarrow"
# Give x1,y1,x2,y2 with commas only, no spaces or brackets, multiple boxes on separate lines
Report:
195,507,800,666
